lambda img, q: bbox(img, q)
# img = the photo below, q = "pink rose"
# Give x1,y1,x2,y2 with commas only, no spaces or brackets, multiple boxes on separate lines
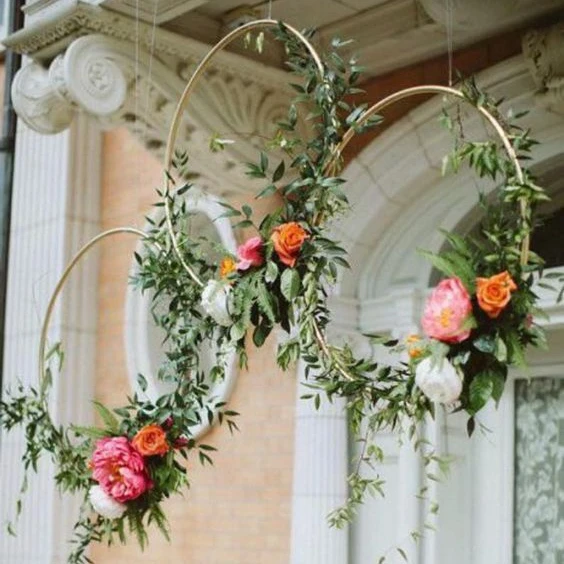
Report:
236,236,264,271
421,277,473,343
91,437,153,503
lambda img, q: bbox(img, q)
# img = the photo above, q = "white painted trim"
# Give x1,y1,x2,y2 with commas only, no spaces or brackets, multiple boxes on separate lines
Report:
124,190,238,439
0,0,9,47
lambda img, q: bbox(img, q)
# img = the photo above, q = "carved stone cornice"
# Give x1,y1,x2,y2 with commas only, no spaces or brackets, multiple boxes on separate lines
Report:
10,27,294,195
523,20,564,116
318,0,563,78
418,0,516,29
4,4,284,86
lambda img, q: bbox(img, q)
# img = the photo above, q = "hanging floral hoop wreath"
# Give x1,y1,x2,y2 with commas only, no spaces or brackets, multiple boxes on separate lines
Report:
1,18,557,563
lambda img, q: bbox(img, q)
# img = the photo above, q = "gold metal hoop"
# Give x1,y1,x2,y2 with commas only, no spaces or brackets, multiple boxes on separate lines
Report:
333,85,530,265
38,228,149,389
162,19,325,287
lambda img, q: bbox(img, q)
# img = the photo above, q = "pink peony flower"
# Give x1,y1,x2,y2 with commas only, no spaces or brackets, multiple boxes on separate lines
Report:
421,277,473,343
91,437,153,503
236,236,264,271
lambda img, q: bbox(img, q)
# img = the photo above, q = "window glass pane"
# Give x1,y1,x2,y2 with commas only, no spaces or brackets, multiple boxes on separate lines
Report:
514,378,564,564
531,207,564,268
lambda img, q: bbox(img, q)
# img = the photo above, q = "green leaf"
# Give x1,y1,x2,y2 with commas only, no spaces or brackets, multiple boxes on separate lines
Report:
490,370,506,404
494,337,508,363
467,416,476,437
280,268,301,301
260,151,269,174
418,248,476,291
71,425,108,439
137,373,148,393
265,261,279,284
256,184,277,199
253,323,272,347
473,334,496,354
230,323,247,342
92,401,120,433
272,160,285,182
469,372,494,414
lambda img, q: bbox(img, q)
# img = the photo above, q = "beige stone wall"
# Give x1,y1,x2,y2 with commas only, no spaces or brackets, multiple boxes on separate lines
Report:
93,129,296,563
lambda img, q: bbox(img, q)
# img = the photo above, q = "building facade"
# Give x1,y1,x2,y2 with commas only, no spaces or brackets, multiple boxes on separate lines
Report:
1,1,564,563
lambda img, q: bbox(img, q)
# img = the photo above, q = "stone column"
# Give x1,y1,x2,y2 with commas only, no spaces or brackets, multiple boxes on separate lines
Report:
290,359,349,564
0,114,102,563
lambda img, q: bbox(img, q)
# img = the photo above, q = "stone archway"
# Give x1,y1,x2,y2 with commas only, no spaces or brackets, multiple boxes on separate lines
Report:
290,53,564,564
338,55,564,564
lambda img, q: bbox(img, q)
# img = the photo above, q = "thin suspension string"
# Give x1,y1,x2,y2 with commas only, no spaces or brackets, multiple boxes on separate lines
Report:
142,0,160,148
134,0,140,142
134,0,141,228
445,0,454,86
263,0,273,20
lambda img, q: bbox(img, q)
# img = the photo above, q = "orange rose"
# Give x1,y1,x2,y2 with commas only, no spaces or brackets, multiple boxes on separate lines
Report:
131,424,169,457
271,222,309,267
220,256,236,278
476,271,517,319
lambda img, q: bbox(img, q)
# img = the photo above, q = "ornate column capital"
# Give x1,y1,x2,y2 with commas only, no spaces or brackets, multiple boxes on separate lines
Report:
10,29,294,196
12,35,128,134
523,21,564,116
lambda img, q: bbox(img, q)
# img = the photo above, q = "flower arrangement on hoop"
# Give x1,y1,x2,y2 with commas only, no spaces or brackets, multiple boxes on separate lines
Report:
1,19,560,563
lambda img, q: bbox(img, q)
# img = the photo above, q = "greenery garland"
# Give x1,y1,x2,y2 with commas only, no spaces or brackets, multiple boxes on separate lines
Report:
0,20,560,563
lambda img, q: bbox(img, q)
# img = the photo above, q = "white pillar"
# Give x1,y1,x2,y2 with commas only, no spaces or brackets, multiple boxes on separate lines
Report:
0,114,102,563
290,360,349,564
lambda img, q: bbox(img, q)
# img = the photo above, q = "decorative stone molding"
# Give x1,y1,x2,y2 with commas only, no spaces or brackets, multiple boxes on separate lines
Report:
10,29,293,195
94,0,209,25
523,21,564,116
11,61,76,134
3,4,283,84
318,0,562,78
24,0,210,26
418,0,516,29
12,38,127,134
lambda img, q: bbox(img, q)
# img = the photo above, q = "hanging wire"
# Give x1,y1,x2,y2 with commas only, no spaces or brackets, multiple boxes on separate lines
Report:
445,0,454,86
142,0,161,147
263,0,273,20
134,0,140,139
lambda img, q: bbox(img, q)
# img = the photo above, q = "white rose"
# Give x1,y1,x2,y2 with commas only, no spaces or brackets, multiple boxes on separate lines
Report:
89,485,127,519
415,356,462,404
200,280,232,327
